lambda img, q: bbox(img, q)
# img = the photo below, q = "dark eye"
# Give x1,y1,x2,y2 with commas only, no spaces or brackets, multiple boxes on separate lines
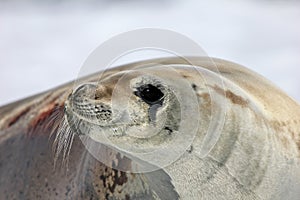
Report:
135,84,164,105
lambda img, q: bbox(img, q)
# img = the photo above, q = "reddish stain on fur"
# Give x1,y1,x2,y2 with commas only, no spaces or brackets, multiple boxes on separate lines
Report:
7,107,31,128
210,85,249,107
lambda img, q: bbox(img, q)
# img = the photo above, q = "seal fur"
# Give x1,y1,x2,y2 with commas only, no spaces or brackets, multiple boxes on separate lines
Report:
0,57,300,199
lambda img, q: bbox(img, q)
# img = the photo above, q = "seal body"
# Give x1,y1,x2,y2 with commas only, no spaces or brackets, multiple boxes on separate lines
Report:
0,57,300,199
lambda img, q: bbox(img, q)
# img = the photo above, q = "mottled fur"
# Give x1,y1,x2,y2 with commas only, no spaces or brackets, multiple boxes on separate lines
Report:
1,57,300,199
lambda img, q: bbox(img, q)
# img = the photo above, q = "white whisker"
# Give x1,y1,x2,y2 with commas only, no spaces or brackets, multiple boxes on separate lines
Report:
52,116,75,169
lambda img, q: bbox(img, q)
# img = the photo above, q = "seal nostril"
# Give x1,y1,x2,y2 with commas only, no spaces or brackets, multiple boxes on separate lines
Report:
72,83,97,100
94,85,113,100
94,93,102,100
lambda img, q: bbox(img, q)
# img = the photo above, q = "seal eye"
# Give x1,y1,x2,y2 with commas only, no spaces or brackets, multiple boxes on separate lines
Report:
135,84,164,105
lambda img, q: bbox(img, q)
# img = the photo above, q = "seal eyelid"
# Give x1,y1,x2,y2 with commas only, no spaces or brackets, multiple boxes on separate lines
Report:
134,84,164,105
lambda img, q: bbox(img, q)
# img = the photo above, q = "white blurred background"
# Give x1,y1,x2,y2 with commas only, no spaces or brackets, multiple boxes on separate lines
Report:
0,0,299,106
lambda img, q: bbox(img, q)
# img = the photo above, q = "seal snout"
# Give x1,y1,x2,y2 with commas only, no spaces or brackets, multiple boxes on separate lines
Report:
72,83,113,102
72,83,97,102
69,83,113,123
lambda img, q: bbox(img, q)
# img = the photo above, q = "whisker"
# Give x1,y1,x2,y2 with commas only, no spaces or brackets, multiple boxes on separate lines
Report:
52,116,75,170
48,105,65,140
